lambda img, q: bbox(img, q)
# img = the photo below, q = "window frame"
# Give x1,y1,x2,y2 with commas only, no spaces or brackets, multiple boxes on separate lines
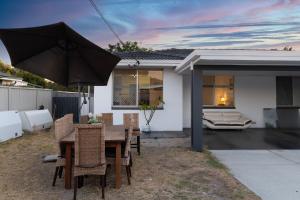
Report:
203,75,235,108
111,69,164,109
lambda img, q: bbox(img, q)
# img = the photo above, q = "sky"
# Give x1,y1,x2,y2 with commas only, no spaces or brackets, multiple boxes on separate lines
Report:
1,0,300,64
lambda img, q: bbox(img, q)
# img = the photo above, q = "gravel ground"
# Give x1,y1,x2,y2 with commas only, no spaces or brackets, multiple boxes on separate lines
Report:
0,130,260,200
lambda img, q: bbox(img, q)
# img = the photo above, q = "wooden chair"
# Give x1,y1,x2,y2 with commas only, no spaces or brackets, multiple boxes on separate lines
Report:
73,124,107,200
65,114,75,134
123,113,141,155
107,126,133,185
101,113,113,126
52,114,74,186
80,115,89,124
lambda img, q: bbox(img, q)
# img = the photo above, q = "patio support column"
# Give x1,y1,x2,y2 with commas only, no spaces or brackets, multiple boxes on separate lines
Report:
191,67,203,151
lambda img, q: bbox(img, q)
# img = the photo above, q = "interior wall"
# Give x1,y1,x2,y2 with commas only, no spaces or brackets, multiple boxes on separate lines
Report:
235,76,276,128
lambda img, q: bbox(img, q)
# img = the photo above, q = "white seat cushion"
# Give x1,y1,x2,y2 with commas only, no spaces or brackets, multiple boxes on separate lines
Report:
203,111,252,129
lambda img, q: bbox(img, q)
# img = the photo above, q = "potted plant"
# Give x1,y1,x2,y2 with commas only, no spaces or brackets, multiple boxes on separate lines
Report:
87,113,101,124
139,97,165,133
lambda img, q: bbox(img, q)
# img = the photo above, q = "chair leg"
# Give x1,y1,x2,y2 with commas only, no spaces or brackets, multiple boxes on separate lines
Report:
128,166,132,177
137,136,141,155
58,166,63,178
104,174,107,187
52,167,59,186
73,177,78,200
100,175,105,199
78,176,84,188
125,166,131,185
129,152,133,167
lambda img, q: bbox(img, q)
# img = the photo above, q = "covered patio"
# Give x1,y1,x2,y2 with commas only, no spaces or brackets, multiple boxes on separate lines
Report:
204,128,300,150
143,128,300,150
176,49,300,151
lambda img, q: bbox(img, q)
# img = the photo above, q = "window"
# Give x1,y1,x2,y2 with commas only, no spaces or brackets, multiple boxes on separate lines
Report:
113,69,163,107
276,76,300,107
113,69,137,106
276,76,293,106
203,75,234,107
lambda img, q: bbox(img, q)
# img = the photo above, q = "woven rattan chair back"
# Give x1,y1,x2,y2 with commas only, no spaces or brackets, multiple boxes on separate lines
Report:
54,114,73,141
74,124,105,168
54,114,74,155
101,113,113,126
124,126,133,158
54,118,65,142
54,117,65,156
64,114,74,134
80,115,89,124
123,113,139,129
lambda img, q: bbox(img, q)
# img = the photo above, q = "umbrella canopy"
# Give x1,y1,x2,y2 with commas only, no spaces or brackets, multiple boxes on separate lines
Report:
0,22,120,86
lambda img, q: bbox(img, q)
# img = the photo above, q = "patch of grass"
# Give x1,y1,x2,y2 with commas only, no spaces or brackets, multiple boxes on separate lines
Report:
173,194,189,200
0,131,261,200
0,138,15,148
174,179,198,191
232,189,249,200
204,149,227,170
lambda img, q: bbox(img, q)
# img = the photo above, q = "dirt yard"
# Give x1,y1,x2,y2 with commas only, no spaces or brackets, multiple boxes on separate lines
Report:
0,130,260,200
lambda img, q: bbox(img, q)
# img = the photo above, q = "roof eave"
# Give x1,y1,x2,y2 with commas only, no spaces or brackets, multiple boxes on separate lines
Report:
117,59,182,68
175,49,300,74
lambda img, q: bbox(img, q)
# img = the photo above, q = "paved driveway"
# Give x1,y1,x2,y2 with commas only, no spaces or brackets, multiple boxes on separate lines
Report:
212,150,300,200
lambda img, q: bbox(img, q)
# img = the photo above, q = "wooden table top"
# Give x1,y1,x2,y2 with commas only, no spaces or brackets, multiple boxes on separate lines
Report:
61,124,126,143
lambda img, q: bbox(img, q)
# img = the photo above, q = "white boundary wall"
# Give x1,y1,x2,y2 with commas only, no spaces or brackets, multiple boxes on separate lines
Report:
0,86,52,113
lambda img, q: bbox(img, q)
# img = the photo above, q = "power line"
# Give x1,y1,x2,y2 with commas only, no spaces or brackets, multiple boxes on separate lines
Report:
88,0,124,46
88,0,140,67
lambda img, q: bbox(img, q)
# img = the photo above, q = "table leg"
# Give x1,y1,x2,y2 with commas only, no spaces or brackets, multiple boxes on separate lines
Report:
65,143,72,189
115,143,121,189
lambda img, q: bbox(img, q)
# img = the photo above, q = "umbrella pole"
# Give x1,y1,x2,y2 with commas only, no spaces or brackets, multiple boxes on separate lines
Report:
88,86,90,113
78,83,81,123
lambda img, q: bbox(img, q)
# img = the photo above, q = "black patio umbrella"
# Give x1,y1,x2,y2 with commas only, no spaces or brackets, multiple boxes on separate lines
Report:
0,22,120,87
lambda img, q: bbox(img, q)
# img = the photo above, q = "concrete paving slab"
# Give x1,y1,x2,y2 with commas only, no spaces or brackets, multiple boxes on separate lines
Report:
212,150,293,165
269,150,300,164
211,150,300,200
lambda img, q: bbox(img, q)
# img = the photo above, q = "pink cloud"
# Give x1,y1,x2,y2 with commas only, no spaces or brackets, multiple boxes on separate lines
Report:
247,0,300,16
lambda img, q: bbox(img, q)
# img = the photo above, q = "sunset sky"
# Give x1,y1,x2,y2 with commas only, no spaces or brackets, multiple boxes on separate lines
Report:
1,0,300,64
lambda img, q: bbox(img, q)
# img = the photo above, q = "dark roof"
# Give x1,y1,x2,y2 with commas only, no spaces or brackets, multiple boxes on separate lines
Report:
155,49,194,59
114,49,194,60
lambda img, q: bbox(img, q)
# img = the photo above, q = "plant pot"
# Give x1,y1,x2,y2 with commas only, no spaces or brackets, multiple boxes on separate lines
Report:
143,124,151,134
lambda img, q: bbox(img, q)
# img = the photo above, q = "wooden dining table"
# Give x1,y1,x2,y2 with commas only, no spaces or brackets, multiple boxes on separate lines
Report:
60,124,126,189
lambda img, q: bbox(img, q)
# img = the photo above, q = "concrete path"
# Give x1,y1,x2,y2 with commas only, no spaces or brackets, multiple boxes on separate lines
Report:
211,150,300,200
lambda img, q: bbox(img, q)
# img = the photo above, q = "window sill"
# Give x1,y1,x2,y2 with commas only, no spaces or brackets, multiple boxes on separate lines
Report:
203,106,236,109
112,106,164,110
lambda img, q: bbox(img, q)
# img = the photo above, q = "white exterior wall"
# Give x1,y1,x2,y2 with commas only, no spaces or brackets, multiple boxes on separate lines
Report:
182,75,277,128
183,75,191,128
94,68,183,131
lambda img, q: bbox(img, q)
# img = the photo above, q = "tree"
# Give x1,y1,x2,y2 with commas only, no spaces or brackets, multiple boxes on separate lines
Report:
107,41,151,52
0,59,76,91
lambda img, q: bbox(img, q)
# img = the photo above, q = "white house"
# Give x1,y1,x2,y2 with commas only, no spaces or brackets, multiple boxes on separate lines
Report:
0,71,28,87
94,49,300,149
